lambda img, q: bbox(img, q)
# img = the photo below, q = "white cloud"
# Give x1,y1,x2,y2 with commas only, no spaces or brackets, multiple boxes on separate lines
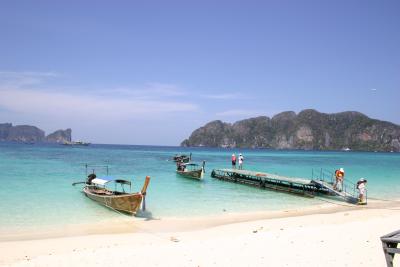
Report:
0,88,197,120
0,71,202,144
0,72,198,122
0,71,58,88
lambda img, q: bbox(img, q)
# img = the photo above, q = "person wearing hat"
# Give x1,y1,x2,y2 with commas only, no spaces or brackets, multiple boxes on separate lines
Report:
357,178,367,204
238,153,244,170
231,153,237,169
333,167,345,191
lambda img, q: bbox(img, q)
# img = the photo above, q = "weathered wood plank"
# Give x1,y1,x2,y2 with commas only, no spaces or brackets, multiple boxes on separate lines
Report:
381,229,400,267
381,230,400,240
385,248,400,254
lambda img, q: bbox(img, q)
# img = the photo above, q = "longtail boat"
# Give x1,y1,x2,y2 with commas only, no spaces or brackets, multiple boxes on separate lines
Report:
176,161,205,180
75,166,150,215
172,153,192,163
82,176,150,215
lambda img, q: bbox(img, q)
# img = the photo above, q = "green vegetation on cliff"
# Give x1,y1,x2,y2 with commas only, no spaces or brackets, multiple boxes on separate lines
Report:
181,109,400,152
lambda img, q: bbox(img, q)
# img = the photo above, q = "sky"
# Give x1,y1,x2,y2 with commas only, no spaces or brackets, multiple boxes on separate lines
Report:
0,0,399,145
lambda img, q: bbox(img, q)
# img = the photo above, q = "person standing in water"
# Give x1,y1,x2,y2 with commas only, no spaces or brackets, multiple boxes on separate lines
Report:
231,154,237,169
238,153,244,170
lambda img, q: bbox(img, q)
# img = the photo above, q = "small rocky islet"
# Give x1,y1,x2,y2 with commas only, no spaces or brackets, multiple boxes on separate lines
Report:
0,123,71,143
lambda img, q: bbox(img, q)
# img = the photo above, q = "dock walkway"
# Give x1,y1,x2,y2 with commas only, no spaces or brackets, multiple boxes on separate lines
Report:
211,168,359,203
312,179,357,201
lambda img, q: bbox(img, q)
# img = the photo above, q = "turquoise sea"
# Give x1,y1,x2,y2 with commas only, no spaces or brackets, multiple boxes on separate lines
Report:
0,142,399,234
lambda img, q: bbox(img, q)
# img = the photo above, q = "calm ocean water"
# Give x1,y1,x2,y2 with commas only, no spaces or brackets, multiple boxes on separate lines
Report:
0,142,399,233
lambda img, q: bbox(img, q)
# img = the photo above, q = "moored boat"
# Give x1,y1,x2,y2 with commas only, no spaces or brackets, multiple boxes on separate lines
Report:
80,172,150,215
176,161,205,180
172,153,191,163
63,140,91,146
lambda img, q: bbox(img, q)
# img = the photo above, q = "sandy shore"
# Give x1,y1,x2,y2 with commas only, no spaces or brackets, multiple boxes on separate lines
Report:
1,200,400,267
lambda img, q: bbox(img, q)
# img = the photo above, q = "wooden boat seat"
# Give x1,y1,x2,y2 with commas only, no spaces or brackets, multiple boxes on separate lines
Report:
91,188,113,195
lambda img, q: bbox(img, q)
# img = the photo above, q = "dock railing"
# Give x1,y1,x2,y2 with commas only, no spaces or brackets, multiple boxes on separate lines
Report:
312,168,335,185
311,168,362,203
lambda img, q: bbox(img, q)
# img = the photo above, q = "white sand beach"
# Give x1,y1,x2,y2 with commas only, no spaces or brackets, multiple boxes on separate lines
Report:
1,201,399,267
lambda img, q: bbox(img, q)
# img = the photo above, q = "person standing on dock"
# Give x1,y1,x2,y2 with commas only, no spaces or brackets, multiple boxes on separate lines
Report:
357,178,367,204
238,153,244,170
333,167,345,191
231,154,237,169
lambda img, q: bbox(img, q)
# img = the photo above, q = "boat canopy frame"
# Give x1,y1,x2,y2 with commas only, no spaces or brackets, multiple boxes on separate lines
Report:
84,164,132,193
85,164,109,176
88,177,132,193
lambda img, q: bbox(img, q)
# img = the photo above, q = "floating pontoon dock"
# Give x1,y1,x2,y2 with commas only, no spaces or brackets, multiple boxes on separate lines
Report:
211,169,359,204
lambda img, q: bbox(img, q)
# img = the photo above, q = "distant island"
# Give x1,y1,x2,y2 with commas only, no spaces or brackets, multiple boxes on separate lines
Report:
0,123,72,143
181,109,400,152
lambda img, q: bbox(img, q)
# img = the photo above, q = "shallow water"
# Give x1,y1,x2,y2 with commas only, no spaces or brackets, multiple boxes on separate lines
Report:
0,142,399,232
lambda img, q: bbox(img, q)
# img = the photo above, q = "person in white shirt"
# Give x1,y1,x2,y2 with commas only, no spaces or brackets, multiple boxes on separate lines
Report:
238,153,244,170
357,178,367,204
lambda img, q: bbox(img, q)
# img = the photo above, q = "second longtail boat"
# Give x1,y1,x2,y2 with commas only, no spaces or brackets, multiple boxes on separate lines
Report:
176,161,205,180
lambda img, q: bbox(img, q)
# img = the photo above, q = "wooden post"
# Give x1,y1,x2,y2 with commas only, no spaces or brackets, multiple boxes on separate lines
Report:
141,176,150,195
381,230,400,267
141,176,151,211
382,241,396,267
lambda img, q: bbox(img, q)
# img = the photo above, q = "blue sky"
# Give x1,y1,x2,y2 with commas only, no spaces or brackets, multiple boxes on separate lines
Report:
0,0,399,145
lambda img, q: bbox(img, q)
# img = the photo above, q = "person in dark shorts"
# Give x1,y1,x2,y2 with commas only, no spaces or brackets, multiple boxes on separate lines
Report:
231,153,237,169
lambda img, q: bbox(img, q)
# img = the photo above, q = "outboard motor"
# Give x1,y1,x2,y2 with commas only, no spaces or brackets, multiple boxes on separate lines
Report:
87,173,96,184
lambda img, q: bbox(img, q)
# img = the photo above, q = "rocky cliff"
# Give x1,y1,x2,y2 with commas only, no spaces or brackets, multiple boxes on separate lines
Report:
0,123,12,140
0,123,72,143
46,129,72,143
6,125,45,142
181,109,400,152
